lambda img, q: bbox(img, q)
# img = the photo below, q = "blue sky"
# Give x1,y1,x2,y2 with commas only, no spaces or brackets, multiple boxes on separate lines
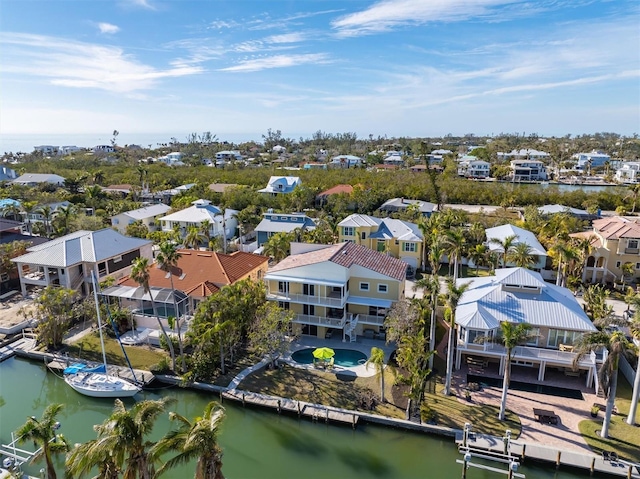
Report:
1,0,638,145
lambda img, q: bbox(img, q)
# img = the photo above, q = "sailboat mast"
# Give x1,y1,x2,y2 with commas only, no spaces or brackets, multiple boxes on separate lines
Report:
91,271,108,369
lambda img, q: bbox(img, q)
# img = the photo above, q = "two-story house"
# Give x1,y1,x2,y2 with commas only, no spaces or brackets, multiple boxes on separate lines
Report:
254,212,316,247
264,242,407,341
485,224,547,271
377,198,436,217
12,229,152,296
615,162,640,184
258,176,301,195
159,199,238,244
509,160,548,182
111,203,171,235
454,268,598,389
338,214,423,270
572,151,610,170
571,216,640,285
457,158,491,178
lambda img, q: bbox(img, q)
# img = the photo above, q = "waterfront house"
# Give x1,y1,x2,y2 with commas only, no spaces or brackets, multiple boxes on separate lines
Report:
457,158,491,179
508,160,548,182
264,242,408,341
571,216,640,285
255,212,316,247
258,176,302,195
33,145,59,156
111,203,171,235
12,228,152,296
498,149,550,162
572,151,610,170
11,173,65,187
614,162,640,184
338,214,423,270
454,267,598,388
485,224,547,271
378,198,437,217
111,249,269,324
159,199,238,244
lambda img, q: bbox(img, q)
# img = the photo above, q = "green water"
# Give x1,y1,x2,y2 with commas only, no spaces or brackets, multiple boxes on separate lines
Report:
0,358,586,479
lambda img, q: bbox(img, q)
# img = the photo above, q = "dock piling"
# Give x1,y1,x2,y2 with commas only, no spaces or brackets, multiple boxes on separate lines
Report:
556,451,561,469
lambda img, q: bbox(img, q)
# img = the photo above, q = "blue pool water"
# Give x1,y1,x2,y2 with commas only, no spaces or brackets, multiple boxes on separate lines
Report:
291,348,367,367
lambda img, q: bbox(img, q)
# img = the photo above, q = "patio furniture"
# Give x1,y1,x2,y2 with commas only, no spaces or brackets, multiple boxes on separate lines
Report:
533,408,558,425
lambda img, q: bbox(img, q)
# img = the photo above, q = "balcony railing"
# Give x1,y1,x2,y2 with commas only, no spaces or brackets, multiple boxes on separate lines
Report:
267,292,347,308
624,248,639,254
357,314,386,326
293,314,346,328
458,342,594,367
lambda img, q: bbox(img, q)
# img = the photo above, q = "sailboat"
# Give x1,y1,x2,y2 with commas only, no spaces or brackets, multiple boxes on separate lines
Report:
64,272,141,398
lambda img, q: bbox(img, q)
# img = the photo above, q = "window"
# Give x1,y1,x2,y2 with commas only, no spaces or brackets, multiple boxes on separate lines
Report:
303,283,315,296
616,261,621,268
343,226,355,237
359,282,369,291
303,304,315,316
636,263,640,270
278,281,289,294
281,216,288,221
278,301,290,310
378,284,388,293
402,242,417,252
113,255,122,263
629,239,639,249
361,232,366,240
548,329,583,348
526,328,540,346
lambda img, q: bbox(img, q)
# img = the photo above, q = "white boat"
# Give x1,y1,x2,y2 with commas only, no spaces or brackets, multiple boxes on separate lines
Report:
64,273,141,398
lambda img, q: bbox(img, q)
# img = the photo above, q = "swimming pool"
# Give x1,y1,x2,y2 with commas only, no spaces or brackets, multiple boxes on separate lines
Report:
291,348,368,367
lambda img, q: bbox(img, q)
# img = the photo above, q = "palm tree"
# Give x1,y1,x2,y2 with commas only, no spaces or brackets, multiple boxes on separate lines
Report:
443,227,466,278
199,220,212,250
53,204,76,235
36,205,54,237
92,397,175,479
16,404,69,479
626,184,640,214
84,185,105,210
621,262,635,290
478,322,538,421
488,234,518,268
573,330,634,438
66,438,121,479
507,242,536,269
153,402,226,479
627,314,640,425
184,226,204,250
365,347,387,402
20,200,38,235
92,170,105,185
443,277,471,396
262,232,291,263
549,240,578,288
156,241,186,372
467,244,488,276
130,257,176,371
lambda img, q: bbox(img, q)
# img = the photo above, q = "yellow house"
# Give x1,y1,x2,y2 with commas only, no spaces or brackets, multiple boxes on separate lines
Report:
264,242,408,341
572,216,640,285
337,214,423,271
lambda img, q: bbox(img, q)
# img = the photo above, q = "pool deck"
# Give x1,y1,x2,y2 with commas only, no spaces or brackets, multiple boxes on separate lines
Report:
284,335,395,378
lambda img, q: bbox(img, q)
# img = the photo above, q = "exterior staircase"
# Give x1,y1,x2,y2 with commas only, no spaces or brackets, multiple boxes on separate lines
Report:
344,314,358,343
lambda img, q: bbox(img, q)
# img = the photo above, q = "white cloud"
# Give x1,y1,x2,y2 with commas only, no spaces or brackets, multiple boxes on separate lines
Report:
332,0,517,36
219,53,330,72
265,33,305,44
120,0,155,10
97,22,120,34
0,33,202,93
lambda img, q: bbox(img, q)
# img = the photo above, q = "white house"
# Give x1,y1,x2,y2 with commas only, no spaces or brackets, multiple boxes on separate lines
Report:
157,152,185,166
485,224,547,270
33,145,59,156
258,176,301,195
60,146,81,155
498,149,550,161
458,158,490,178
215,150,243,161
614,162,640,184
0,167,17,182
93,145,115,154
159,199,238,242
111,203,172,234
572,151,610,170
454,268,598,388
509,160,548,181
11,173,65,187
12,229,153,296
329,155,362,168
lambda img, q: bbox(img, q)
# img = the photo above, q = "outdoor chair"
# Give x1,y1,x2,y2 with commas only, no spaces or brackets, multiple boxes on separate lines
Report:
327,358,335,370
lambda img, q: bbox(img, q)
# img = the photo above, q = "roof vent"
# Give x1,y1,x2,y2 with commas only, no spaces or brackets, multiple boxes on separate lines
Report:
179,273,186,280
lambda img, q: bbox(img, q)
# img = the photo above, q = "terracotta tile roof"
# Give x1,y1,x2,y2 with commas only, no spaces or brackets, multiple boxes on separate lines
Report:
317,184,354,197
569,231,602,248
592,217,640,240
269,242,407,282
119,249,268,298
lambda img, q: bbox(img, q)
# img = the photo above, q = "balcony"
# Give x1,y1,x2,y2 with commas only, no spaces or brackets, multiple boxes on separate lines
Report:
267,291,347,308
293,313,347,328
457,342,594,368
358,314,386,326
624,247,639,254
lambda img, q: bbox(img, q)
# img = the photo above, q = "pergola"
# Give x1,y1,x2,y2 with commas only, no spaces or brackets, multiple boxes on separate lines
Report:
101,285,190,319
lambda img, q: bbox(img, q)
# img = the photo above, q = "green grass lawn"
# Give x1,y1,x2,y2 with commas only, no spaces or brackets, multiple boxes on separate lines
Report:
578,376,640,463
66,332,167,370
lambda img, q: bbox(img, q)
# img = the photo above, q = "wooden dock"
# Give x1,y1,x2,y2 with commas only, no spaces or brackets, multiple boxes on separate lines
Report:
456,432,640,478
0,337,36,363
221,389,359,428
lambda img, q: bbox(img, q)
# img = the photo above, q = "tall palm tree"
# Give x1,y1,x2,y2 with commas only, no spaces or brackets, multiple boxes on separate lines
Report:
66,438,121,479
36,205,54,237
156,242,186,372
549,240,578,288
621,262,635,290
53,204,76,236
130,257,176,371
84,185,105,210
626,315,640,426
262,232,291,263
20,200,38,235
365,347,387,402
443,277,471,396
488,234,518,268
92,397,175,479
184,226,204,250
199,220,212,250
478,322,538,421
573,330,634,438
443,227,466,278
626,184,640,214
468,244,488,276
92,170,105,185
152,402,226,479
507,242,536,269
16,404,69,479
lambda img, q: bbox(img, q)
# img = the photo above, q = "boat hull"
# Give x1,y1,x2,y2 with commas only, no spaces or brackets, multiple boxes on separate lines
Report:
64,372,140,398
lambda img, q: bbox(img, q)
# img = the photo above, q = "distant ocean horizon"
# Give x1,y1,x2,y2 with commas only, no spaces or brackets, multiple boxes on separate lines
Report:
0,132,262,154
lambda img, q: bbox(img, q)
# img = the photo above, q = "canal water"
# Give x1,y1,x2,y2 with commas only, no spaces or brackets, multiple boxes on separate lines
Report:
0,358,586,479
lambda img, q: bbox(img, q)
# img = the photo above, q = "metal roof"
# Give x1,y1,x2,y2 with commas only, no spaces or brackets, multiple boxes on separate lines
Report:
485,224,547,257
12,229,151,267
122,203,171,220
101,285,188,304
338,214,381,228
347,296,393,308
455,268,597,332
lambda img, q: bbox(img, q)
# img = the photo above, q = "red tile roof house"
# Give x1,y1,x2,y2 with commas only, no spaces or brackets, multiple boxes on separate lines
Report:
103,250,269,334
264,242,408,341
315,184,354,207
